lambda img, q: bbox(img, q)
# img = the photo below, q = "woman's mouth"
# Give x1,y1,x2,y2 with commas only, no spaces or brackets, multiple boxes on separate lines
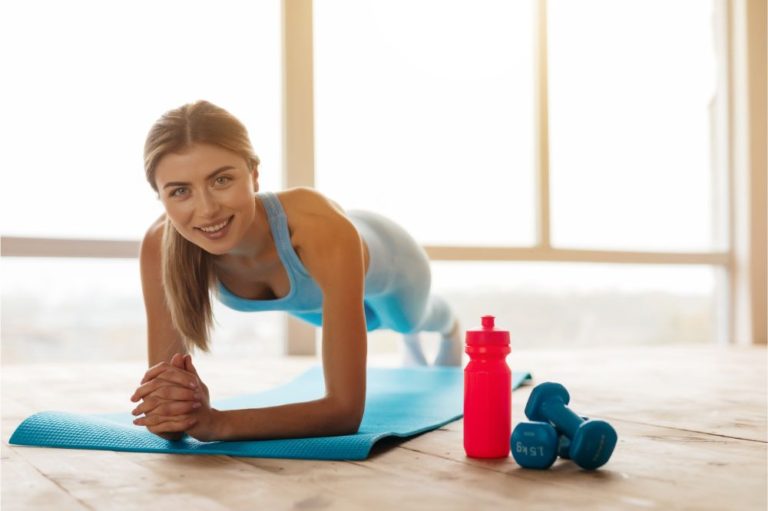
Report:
195,215,233,240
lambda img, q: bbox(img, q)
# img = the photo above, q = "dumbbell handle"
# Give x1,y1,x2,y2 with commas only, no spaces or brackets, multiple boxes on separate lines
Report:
541,398,584,438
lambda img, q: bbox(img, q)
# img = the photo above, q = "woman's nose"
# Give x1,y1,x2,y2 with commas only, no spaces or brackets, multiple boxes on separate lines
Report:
196,189,220,216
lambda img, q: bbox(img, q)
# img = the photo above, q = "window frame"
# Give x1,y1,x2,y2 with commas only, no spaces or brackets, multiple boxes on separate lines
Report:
2,0,765,349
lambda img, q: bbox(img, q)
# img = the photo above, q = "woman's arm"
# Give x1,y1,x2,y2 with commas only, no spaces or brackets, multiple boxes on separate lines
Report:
212,191,368,441
140,215,189,366
136,216,199,440
133,192,368,441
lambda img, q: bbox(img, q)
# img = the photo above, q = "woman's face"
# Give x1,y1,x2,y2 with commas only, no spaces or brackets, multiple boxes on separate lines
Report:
154,143,258,255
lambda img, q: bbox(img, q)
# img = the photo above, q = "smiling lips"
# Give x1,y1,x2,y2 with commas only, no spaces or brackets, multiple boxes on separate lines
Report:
195,215,233,236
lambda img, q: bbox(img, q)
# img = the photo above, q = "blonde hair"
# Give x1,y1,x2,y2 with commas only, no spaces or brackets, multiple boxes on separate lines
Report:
143,100,260,353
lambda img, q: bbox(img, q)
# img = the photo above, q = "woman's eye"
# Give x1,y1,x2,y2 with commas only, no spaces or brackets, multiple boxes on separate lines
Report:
215,176,232,185
170,187,187,198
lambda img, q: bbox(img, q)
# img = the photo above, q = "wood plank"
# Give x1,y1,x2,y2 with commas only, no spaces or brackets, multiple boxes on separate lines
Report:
7,422,766,511
7,413,604,510
2,346,766,510
512,346,768,441
235,446,615,510
1,443,87,511
12,446,254,511
6,428,608,510
399,420,767,511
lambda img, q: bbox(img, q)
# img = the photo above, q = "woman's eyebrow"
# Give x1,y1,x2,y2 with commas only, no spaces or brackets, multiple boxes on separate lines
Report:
162,166,235,189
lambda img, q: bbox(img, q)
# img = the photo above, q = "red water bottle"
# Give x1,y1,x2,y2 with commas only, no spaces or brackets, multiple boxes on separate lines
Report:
463,315,512,458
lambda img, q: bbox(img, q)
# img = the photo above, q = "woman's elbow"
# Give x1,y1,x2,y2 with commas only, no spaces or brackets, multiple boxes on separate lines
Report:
346,410,364,434
330,400,364,435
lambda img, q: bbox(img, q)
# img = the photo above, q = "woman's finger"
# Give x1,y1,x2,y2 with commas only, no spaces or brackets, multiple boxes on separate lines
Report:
132,397,201,417
152,371,199,392
140,357,195,384
184,355,199,376
142,416,198,434
140,363,197,387
140,361,173,384
170,353,186,368
131,379,198,403
134,411,193,427
151,382,202,402
150,417,198,435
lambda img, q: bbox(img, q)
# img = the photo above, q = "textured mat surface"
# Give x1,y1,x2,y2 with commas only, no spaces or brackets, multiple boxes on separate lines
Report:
9,366,532,460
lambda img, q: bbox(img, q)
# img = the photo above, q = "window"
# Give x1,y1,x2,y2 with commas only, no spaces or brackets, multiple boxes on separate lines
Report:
2,0,763,362
314,0,536,246
314,0,725,346
0,0,282,239
548,0,720,252
0,1,283,362
1,258,283,363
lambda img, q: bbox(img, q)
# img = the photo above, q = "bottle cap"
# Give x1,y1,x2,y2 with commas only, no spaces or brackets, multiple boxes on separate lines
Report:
465,315,510,346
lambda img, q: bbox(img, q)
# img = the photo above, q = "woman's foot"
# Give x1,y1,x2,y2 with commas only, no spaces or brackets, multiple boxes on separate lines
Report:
434,320,463,366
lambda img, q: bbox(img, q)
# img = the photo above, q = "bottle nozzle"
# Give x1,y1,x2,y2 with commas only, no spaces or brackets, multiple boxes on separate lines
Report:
466,315,510,348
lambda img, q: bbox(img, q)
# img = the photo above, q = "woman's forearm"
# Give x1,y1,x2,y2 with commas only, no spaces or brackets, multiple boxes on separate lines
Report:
211,397,363,441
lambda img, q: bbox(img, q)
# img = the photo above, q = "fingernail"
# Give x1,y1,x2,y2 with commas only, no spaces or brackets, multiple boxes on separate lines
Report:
194,392,201,399
192,402,201,408
189,382,197,388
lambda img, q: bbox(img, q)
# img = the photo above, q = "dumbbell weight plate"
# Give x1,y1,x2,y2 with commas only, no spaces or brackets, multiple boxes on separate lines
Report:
511,422,558,470
555,416,588,460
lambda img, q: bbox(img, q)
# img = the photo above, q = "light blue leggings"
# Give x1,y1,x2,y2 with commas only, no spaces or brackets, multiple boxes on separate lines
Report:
346,210,456,335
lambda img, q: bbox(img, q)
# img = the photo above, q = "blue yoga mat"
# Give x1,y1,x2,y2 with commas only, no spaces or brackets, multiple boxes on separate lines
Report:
9,366,532,460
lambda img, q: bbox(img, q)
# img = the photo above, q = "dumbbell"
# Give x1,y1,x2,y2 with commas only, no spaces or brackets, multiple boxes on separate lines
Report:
510,418,585,468
554,415,593,460
510,419,591,468
510,421,561,469
525,382,617,470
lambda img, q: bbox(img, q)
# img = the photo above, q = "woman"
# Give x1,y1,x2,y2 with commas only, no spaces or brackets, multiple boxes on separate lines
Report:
129,100,462,442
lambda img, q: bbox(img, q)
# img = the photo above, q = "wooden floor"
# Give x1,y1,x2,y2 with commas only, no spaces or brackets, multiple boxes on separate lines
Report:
2,344,766,510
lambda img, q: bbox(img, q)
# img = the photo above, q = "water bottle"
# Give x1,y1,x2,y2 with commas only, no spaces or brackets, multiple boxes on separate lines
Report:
463,315,512,458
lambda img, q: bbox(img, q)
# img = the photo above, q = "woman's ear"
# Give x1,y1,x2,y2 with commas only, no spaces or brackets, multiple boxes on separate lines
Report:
250,165,259,193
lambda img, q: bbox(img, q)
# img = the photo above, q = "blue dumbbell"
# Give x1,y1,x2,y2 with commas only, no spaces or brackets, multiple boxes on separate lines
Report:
555,416,588,460
512,414,594,468
510,421,559,469
525,382,617,470
511,419,589,468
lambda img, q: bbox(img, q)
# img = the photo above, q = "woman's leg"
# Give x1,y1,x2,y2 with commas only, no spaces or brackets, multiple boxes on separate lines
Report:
366,290,461,366
418,295,463,366
349,210,462,366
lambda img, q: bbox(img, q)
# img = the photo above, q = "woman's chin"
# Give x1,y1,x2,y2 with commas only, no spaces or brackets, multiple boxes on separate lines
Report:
198,239,234,256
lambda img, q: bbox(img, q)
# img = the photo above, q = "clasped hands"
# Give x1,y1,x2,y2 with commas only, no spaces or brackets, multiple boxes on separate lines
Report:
130,353,219,442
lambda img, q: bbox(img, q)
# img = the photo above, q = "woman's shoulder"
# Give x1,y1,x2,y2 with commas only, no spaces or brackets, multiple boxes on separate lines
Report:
139,214,166,265
276,187,344,215
275,189,365,280
275,188,358,246
142,213,167,245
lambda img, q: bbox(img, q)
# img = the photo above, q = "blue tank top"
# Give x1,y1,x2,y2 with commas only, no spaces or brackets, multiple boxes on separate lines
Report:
215,192,325,318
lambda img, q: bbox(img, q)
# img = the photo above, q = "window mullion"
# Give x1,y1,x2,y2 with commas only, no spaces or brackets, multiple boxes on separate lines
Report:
534,0,552,250
282,0,317,356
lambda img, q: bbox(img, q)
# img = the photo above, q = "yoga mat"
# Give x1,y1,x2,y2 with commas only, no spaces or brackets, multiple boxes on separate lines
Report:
9,366,532,461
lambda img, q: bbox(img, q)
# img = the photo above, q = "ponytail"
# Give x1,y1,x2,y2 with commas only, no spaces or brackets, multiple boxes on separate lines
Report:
161,218,217,353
